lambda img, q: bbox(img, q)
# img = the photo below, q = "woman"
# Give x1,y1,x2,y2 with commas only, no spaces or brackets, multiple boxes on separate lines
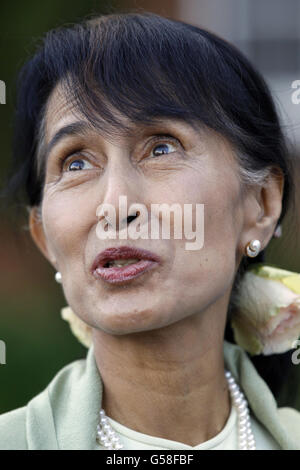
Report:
1,12,300,450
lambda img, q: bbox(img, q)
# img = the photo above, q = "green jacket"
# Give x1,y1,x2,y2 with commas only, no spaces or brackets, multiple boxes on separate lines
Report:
0,340,299,450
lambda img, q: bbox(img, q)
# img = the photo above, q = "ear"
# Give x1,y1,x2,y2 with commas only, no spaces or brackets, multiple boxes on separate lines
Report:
29,206,57,268
239,168,284,255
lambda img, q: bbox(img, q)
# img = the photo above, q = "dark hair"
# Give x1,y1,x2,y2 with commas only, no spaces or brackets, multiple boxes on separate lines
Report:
3,12,296,400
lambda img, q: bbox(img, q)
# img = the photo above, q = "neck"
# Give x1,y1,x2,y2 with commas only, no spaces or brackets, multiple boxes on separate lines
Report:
92,308,230,447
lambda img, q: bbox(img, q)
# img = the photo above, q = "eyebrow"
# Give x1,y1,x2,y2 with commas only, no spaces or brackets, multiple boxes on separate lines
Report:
44,121,94,162
42,116,198,164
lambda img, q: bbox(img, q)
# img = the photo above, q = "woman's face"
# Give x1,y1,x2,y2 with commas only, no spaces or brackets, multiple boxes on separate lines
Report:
31,84,261,335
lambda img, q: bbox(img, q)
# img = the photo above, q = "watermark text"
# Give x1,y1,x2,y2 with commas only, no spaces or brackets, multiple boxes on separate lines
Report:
0,80,5,104
0,340,6,365
96,196,204,251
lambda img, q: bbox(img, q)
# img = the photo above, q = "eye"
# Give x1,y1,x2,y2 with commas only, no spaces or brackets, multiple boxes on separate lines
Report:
150,142,178,157
67,158,93,171
58,152,95,172
150,134,182,157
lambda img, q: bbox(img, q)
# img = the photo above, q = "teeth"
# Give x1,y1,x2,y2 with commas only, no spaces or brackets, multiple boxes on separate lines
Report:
107,258,140,268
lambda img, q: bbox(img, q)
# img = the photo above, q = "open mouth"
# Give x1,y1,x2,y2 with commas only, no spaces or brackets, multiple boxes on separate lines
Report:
91,247,161,284
103,258,140,268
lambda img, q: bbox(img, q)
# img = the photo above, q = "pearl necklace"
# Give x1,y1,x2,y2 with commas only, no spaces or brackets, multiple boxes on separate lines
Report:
96,369,256,450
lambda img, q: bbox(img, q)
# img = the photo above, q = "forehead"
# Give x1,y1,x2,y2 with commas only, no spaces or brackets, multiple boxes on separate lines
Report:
43,81,203,146
42,81,235,165
38,83,240,191
44,83,99,143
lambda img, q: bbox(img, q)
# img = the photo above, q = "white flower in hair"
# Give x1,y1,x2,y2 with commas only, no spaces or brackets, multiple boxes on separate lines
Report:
61,306,92,348
230,264,300,355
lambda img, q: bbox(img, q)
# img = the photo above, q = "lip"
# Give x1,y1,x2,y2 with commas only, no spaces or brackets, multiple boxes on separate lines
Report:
91,246,161,284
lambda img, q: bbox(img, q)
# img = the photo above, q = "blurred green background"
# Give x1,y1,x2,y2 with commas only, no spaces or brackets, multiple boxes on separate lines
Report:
0,0,300,415
0,0,122,414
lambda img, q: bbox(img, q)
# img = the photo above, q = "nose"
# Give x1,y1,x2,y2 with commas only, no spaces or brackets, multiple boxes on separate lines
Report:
126,213,139,224
96,157,144,232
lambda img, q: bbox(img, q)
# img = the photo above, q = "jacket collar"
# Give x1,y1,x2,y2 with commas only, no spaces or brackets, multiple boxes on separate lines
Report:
26,341,298,449
26,346,103,449
223,341,299,449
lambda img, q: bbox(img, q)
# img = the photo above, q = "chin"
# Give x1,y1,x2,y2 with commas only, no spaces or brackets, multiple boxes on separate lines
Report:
91,305,168,336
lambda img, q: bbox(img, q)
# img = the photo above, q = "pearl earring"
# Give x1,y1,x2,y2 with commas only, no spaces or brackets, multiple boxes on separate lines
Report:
245,239,261,258
55,271,62,283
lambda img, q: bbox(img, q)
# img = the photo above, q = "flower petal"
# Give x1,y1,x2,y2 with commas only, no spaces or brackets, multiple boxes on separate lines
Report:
231,266,300,355
61,306,92,348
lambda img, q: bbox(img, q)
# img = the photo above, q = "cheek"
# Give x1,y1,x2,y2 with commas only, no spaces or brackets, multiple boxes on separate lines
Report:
168,166,243,300
162,163,242,240
41,190,96,266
